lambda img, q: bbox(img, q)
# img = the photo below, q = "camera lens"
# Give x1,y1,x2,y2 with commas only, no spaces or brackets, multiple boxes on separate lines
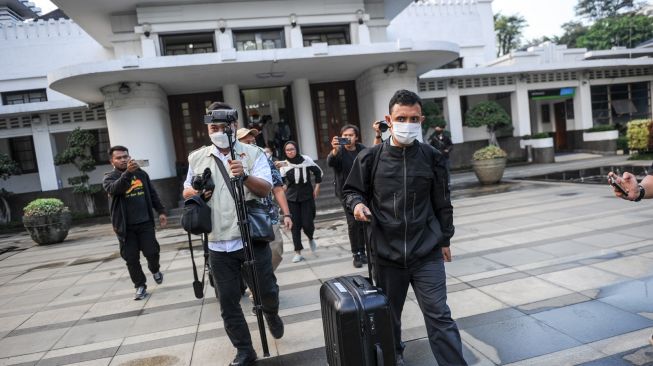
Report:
379,122,389,133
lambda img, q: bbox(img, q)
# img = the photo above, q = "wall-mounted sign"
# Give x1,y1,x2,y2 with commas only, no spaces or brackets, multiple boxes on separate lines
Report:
529,88,576,100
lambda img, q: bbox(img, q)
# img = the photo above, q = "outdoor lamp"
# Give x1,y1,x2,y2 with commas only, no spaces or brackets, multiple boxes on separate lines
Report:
142,23,151,38
119,82,131,95
397,62,408,72
289,13,297,28
356,9,364,25
218,18,226,33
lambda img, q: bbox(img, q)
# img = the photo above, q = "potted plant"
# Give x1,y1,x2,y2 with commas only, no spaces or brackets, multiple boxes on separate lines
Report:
465,101,511,184
520,132,554,163
583,124,619,154
22,198,72,245
54,128,100,215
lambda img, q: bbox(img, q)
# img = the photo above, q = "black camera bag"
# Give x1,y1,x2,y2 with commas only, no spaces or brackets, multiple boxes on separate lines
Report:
181,195,212,235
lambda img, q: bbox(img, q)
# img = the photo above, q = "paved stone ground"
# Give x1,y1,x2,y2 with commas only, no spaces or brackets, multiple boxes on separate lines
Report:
2,155,653,365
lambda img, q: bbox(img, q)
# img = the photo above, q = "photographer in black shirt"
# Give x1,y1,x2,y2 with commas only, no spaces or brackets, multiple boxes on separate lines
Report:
327,125,367,268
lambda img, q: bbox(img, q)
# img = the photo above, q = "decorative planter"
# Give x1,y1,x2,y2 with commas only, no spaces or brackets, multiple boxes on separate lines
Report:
23,211,72,245
520,137,555,163
582,130,618,155
472,157,507,185
582,130,618,142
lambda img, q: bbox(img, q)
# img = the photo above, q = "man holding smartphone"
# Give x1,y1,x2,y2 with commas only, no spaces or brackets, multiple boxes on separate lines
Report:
327,125,367,268
103,146,167,301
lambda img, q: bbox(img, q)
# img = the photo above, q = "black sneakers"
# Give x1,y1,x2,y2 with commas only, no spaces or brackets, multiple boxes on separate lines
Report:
153,271,163,284
229,349,257,366
353,253,363,268
264,312,285,339
134,285,147,300
360,253,368,264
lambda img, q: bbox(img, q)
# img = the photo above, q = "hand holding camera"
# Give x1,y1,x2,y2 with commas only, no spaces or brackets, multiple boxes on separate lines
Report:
127,159,139,173
191,168,215,201
373,120,389,134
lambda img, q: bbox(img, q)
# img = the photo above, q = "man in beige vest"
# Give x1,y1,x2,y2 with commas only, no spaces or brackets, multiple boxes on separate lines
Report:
182,102,283,366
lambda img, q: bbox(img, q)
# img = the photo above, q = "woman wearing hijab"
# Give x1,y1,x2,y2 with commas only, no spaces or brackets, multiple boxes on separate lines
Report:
278,141,322,263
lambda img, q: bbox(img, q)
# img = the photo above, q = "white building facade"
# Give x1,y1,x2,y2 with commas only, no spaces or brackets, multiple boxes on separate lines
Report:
1,0,651,211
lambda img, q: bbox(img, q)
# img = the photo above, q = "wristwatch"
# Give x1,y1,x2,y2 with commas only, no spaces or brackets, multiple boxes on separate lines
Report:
634,184,646,202
242,172,249,182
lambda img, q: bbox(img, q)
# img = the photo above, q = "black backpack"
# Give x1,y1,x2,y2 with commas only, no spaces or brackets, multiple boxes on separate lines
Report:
181,195,212,235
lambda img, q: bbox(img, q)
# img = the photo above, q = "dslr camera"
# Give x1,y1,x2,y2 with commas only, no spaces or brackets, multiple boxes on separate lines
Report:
191,168,215,192
377,120,389,133
203,109,239,124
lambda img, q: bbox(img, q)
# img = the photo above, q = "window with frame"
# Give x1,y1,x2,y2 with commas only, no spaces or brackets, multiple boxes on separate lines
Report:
2,89,47,105
90,129,111,163
9,136,37,173
160,33,215,56
233,29,285,51
302,25,350,47
591,82,651,125
541,104,551,123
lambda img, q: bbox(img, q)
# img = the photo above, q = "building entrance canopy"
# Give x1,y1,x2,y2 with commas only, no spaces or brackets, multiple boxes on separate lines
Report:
48,41,458,104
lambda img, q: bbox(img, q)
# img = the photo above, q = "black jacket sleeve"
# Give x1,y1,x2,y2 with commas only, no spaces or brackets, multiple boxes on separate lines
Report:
342,147,375,214
103,170,134,196
443,135,454,152
326,148,343,171
144,171,167,215
309,166,323,183
429,149,454,246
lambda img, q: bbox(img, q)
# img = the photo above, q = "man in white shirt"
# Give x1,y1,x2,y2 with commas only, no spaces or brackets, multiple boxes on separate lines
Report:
182,102,282,366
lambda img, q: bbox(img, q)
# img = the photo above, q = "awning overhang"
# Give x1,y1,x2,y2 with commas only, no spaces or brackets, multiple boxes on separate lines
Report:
49,41,460,104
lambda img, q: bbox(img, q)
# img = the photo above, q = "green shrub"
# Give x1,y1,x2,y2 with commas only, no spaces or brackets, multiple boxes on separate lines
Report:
586,124,617,132
617,136,628,151
465,101,511,147
524,132,551,139
23,198,68,217
626,119,651,150
472,145,508,160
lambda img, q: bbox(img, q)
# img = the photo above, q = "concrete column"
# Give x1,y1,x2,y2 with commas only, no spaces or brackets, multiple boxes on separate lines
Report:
141,36,156,57
358,23,371,45
31,115,58,191
291,78,318,159
355,64,419,147
511,81,531,136
101,82,176,180
222,84,244,125
289,26,303,48
444,84,463,144
575,80,593,130
216,29,233,52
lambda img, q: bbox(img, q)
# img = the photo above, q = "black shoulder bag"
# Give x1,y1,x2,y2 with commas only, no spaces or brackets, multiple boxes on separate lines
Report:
213,156,275,243
180,194,212,299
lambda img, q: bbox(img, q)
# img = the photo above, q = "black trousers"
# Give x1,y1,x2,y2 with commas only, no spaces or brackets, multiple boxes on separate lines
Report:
341,199,364,254
210,243,279,352
120,221,160,288
376,256,467,366
288,199,315,251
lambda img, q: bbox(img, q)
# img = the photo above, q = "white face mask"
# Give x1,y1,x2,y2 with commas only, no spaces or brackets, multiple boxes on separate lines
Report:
391,122,421,145
210,131,231,149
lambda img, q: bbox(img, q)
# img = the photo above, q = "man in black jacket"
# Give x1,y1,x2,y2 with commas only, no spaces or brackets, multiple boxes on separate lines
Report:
343,90,467,366
326,124,367,268
103,146,167,300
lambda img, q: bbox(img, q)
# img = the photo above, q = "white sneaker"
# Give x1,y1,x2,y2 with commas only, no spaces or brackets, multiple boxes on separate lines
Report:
309,239,318,252
292,254,304,263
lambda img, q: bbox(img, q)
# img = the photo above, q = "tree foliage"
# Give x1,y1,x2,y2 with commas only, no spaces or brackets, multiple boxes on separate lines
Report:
0,154,19,181
553,21,589,48
464,101,512,147
422,101,446,130
577,14,653,50
575,0,639,20
54,128,99,213
494,13,527,57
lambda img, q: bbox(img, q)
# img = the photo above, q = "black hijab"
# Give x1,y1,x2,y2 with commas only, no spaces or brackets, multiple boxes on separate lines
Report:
283,141,305,164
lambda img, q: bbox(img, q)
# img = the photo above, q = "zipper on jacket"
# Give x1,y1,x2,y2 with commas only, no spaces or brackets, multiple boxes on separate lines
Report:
403,148,407,268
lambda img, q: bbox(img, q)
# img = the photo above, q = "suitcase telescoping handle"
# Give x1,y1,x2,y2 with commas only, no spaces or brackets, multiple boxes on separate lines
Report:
362,214,377,287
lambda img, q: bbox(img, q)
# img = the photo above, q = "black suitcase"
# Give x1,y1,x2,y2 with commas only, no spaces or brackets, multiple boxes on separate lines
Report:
320,221,396,366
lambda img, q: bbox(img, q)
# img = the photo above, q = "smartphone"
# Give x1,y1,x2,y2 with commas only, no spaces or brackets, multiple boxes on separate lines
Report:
608,176,628,195
337,137,351,145
134,159,149,168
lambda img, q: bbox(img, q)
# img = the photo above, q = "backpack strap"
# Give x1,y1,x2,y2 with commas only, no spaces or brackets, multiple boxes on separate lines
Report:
213,155,236,200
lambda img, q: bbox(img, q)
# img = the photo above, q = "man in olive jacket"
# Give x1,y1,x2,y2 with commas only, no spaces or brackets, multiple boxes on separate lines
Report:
103,145,167,300
343,90,466,366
